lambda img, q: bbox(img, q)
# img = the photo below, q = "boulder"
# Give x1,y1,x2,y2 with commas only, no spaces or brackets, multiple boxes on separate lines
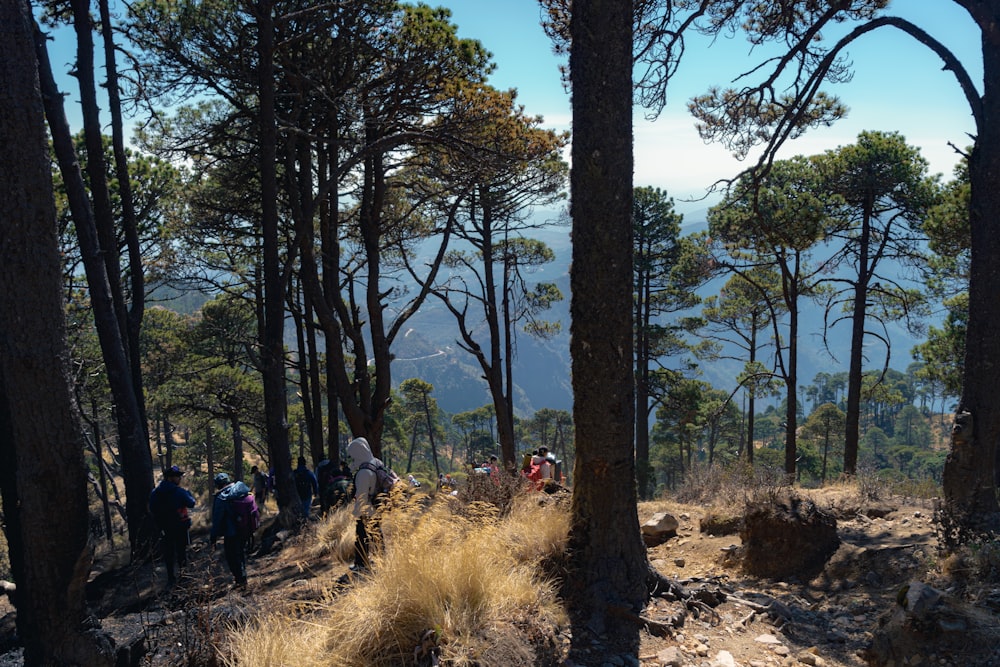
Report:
740,492,839,580
642,512,679,547
864,580,1000,666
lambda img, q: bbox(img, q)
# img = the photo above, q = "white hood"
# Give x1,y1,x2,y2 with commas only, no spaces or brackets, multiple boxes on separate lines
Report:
347,437,374,467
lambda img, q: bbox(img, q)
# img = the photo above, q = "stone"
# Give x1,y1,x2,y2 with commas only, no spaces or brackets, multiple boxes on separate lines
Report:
642,512,679,546
713,650,736,667
656,646,683,667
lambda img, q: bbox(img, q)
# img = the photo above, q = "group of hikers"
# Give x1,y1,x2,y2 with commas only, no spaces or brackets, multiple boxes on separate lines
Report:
148,439,564,589
147,436,395,589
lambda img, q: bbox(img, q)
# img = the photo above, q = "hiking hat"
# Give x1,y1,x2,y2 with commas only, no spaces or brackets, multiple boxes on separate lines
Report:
214,472,231,488
165,465,183,477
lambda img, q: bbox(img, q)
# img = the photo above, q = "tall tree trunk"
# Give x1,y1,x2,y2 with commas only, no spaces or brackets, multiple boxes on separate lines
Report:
319,138,342,465
97,0,149,440
943,22,1000,533
423,394,441,477
746,315,759,465
206,424,215,491
231,417,245,482
566,0,647,645
843,202,873,476
164,414,173,469
305,294,325,464
0,6,114,661
254,0,297,525
35,18,155,560
784,270,800,478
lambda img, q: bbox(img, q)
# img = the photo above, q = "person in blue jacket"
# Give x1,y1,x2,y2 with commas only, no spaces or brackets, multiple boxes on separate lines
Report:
149,465,196,587
210,472,250,589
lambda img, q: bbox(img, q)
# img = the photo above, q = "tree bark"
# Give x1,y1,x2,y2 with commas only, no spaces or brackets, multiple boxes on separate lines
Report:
943,11,1000,532
35,16,156,560
254,0,298,525
0,4,115,662
567,0,647,646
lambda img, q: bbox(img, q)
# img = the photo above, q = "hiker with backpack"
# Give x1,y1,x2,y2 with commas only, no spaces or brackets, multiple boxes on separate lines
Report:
293,456,319,520
315,459,351,515
148,465,196,587
210,472,257,590
347,436,400,573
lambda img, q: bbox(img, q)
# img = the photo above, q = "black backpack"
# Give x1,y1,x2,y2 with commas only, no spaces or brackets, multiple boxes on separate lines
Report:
294,469,314,499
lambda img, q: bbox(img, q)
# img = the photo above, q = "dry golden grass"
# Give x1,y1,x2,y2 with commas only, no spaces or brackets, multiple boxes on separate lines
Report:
224,492,569,666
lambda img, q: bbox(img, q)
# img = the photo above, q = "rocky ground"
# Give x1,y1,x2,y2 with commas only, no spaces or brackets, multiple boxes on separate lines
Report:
0,489,996,666
628,491,945,667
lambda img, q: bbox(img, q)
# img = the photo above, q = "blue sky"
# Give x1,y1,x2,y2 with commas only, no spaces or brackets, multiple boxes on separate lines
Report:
45,2,980,219
442,1,981,218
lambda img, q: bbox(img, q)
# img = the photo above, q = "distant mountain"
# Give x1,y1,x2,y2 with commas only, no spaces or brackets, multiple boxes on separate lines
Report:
152,209,933,418
390,209,934,417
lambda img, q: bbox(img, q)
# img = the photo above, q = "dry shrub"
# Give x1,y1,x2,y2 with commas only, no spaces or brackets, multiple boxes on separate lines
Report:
457,471,531,516
225,493,569,666
220,612,328,667
305,506,358,564
855,464,891,502
949,535,1000,584
671,461,789,511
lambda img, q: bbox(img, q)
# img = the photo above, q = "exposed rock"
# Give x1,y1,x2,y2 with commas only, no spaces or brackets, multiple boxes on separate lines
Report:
700,511,743,536
864,580,1000,666
740,492,840,580
642,512,679,547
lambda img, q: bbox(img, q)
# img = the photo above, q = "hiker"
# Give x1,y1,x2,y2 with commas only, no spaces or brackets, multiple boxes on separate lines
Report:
148,465,196,587
210,472,252,590
251,464,268,511
535,447,554,480
347,436,394,573
293,456,319,519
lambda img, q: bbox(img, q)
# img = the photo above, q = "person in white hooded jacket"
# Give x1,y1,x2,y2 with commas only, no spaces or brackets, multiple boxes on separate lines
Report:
347,436,380,572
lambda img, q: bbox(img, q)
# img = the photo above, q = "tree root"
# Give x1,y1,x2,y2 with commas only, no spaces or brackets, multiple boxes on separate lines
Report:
607,603,676,638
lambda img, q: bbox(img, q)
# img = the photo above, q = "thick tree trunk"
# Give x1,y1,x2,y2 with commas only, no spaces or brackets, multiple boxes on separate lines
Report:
943,20,1000,532
0,5,114,662
35,18,156,560
567,0,647,645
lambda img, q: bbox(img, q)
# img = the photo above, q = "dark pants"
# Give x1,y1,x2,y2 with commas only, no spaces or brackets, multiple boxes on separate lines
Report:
160,527,189,582
223,535,247,585
354,514,383,569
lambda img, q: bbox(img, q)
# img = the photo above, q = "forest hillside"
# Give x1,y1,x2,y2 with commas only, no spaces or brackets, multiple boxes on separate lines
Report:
1,469,995,667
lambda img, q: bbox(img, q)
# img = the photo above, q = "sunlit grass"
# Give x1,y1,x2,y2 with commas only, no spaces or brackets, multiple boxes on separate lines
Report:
224,492,569,666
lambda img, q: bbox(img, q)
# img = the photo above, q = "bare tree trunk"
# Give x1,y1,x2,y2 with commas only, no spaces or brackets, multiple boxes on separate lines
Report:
0,5,115,660
423,393,441,477
231,418,245,482
36,16,155,560
97,0,149,440
92,403,114,549
206,424,215,491
566,0,647,646
254,0,298,526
